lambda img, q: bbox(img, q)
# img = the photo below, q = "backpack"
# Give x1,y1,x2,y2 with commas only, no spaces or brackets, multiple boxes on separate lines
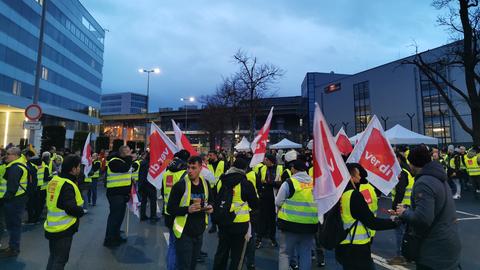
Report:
211,181,236,226
318,200,358,250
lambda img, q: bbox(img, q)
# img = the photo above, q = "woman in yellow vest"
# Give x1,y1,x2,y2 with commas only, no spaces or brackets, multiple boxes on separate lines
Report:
276,160,318,270
212,157,258,270
44,155,85,270
335,163,398,270
167,156,213,270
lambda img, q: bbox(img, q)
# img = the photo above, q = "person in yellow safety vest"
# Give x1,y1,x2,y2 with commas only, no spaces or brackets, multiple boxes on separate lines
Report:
167,156,213,270
44,155,85,270
87,154,101,206
212,157,258,270
161,149,190,270
138,152,160,222
449,149,463,199
335,163,398,270
280,150,297,183
207,150,226,185
131,154,141,182
464,147,480,195
24,150,42,225
252,162,264,174
38,152,52,218
256,154,283,248
276,160,318,270
103,145,133,248
0,147,29,258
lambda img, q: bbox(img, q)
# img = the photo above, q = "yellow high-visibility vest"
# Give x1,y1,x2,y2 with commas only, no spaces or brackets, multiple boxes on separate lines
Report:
44,176,83,233
92,160,101,178
392,169,415,206
132,160,141,182
216,180,250,223
340,189,371,245
162,169,186,214
172,177,209,238
464,155,480,176
208,160,225,181
34,162,45,187
359,183,378,237
277,177,318,224
260,165,283,183
0,164,6,198
246,171,258,197
5,157,28,197
106,158,132,188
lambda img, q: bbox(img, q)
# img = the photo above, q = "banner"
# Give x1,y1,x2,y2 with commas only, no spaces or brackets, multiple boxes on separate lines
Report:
312,103,351,216
172,119,198,156
128,184,140,218
250,107,274,168
81,133,92,176
148,122,179,190
347,115,401,195
335,127,353,156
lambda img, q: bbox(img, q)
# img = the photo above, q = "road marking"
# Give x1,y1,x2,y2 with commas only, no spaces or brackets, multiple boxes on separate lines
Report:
457,217,480,221
163,232,170,246
456,210,480,217
372,254,410,270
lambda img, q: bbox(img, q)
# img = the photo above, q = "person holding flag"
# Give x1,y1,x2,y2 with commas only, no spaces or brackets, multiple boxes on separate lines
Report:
138,151,159,222
103,145,133,248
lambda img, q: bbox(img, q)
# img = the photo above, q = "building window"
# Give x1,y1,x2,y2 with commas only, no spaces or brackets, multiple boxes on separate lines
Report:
419,63,452,143
41,66,48,80
12,80,22,96
353,81,371,133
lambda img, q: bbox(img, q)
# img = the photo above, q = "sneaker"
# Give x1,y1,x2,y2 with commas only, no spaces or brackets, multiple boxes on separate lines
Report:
453,194,461,200
317,259,326,267
289,263,299,270
270,239,278,247
0,247,19,258
255,240,262,249
387,256,407,265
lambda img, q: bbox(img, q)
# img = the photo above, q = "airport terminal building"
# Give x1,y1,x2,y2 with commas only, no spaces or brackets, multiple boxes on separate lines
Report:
302,42,472,145
0,0,104,148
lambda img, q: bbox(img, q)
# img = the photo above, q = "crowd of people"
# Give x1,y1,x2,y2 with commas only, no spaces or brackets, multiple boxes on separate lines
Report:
0,141,470,270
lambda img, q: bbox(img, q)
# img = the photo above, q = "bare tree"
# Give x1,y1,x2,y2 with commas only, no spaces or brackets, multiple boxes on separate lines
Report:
405,0,480,144
233,50,284,140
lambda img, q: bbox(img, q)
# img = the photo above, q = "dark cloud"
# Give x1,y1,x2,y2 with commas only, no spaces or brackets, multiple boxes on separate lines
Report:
80,0,446,110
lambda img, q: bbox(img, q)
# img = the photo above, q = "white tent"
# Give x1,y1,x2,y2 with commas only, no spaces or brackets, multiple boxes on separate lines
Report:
307,140,313,150
349,132,364,144
270,138,302,149
234,136,251,151
386,124,438,145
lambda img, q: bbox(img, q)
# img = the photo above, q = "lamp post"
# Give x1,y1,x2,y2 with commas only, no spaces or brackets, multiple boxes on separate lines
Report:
180,97,195,133
138,68,160,146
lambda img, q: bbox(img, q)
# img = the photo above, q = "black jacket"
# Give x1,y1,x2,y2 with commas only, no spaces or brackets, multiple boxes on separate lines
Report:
45,172,85,239
106,155,132,196
3,161,27,201
213,169,258,234
392,162,410,209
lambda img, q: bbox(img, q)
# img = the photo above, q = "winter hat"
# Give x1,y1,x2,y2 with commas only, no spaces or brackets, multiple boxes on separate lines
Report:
408,145,432,167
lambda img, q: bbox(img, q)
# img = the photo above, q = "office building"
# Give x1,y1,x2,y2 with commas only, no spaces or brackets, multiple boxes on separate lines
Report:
101,92,147,115
0,0,104,148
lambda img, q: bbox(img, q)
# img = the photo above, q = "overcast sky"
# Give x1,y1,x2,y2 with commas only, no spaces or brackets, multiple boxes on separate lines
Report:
81,0,449,110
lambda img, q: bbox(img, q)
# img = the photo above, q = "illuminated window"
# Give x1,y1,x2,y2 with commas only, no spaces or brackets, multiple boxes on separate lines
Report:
41,67,48,80
12,80,22,96
353,81,371,133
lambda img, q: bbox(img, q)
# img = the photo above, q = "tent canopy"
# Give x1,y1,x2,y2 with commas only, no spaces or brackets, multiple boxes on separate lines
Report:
234,136,251,151
385,124,438,145
349,132,364,144
270,138,302,149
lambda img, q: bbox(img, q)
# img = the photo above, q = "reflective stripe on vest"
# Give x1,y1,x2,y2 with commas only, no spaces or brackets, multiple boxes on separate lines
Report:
106,158,132,188
464,155,480,176
359,183,378,237
44,176,83,233
0,164,6,198
162,170,186,214
173,177,209,239
260,165,283,183
278,177,318,224
5,157,28,196
246,171,258,197
340,189,371,245
132,160,141,181
216,180,250,223
391,169,415,206
34,163,45,187
41,161,49,190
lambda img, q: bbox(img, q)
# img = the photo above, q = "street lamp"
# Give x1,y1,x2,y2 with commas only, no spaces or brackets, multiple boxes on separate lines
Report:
138,68,160,146
180,97,195,133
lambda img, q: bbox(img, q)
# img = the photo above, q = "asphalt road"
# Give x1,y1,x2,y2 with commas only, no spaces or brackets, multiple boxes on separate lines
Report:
1,185,477,270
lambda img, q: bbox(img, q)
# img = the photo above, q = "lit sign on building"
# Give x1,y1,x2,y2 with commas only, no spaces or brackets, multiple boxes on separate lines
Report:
324,83,341,93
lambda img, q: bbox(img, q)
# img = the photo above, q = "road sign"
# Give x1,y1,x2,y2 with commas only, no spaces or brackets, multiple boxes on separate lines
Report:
23,121,42,130
25,104,42,121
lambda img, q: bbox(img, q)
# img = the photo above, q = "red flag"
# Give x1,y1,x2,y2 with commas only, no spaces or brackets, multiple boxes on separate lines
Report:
172,120,198,156
312,103,351,215
347,115,401,195
81,133,92,176
148,122,179,189
250,107,274,168
128,184,140,218
335,127,353,156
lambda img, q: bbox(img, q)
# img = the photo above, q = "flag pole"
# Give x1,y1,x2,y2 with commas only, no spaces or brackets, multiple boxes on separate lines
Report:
125,206,130,238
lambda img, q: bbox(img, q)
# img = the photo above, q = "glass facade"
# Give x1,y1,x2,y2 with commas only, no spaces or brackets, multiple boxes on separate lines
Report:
0,0,104,122
353,81,371,133
419,63,452,143
101,93,147,115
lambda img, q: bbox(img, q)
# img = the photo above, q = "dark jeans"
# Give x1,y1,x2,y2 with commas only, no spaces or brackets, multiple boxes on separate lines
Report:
335,244,376,270
4,195,27,251
27,187,40,222
139,184,157,218
105,194,127,241
245,223,256,266
213,229,248,270
37,189,46,220
257,198,276,241
0,202,5,240
87,178,98,205
176,233,203,270
46,236,73,270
